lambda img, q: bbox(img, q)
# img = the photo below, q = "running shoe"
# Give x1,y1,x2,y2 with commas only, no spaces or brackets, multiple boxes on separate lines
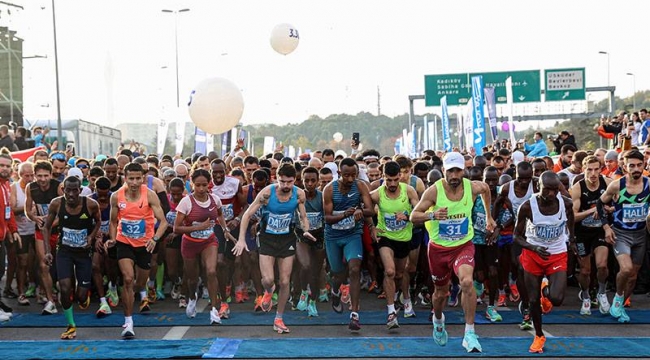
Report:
273,318,290,334
485,305,502,322
368,281,379,293
377,291,387,299
186,298,197,318
210,307,221,325
618,308,630,323
610,294,624,318
79,293,91,310
0,300,12,313
178,296,187,309
96,302,112,318
121,323,135,339
3,288,17,299
60,325,76,340
25,284,36,298
170,283,181,300
386,311,399,329
432,321,448,346
509,284,520,302
340,284,351,304
418,290,431,306
462,330,482,353
318,288,329,303
348,312,361,332
37,294,48,305
261,291,273,312
580,298,592,315
139,299,151,313
271,292,278,306
519,307,533,330
0,313,9,322
307,300,319,317
107,288,119,307
202,287,209,300
147,286,157,303
540,279,552,314
529,335,546,353
598,293,611,314
331,290,343,313
497,293,507,307
254,295,263,312
403,300,416,318
297,290,309,311
42,301,57,315
448,284,460,307
17,294,30,306
219,302,230,319
235,289,245,304
156,289,165,301
624,297,631,308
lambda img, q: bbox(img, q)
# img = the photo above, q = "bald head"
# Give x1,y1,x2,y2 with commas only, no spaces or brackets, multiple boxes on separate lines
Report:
308,157,323,170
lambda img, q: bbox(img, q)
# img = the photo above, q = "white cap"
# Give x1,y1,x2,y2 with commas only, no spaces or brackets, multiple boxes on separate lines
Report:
324,162,339,181
443,152,465,171
334,150,347,159
512,151,525,166
67,167,83,181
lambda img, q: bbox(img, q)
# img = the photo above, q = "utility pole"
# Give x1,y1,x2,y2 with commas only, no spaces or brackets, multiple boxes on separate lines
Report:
377,86,381,116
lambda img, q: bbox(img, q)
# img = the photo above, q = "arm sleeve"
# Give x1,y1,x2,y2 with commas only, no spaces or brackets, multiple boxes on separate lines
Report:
157,191,170,215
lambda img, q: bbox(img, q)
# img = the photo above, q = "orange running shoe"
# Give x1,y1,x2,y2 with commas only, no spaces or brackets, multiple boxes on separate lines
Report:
529,335,546,353
541,279,552,314
254,295,263,312
340,284,351,304
219,302,230,319
235,290,245,303
273,318,290,334
497,293,507,307
261,291,273,312
509,284,520,302
624,297,631,308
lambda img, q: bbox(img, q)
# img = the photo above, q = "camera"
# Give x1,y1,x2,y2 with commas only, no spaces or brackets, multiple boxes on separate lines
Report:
548,135,558,141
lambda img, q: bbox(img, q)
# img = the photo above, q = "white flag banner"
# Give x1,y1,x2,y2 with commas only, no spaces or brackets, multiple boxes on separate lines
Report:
505,77,516,146
263,136,275,155
464,98,474,151
175,117,185,156
157,118,168,156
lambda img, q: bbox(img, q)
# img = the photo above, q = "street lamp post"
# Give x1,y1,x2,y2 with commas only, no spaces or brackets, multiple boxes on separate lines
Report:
161,8,190,108
51,0,63,147
627,72,636,111
598,51,611,114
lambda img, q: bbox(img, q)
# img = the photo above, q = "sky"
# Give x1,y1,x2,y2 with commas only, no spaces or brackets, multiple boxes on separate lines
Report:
9,0,650,130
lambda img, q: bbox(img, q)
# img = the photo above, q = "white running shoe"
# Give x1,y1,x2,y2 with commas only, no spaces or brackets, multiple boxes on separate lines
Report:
42,301,57,315
580,298,592,315
598,293,611,314
186,298,197,318
210,307,221,325
121,322,135,339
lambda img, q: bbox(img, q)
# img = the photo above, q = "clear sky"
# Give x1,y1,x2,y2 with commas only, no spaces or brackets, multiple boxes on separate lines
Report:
11,0,650,129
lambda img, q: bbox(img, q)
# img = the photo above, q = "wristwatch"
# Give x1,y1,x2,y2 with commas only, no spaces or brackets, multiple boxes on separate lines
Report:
153,236,160,243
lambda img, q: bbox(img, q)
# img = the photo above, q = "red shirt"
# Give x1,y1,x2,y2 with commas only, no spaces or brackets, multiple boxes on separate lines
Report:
0,179,17,240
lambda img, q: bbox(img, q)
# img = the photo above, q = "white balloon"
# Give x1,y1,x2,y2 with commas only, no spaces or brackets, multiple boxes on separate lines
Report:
270,23,299,55
333,132,343,142
188,77,244,135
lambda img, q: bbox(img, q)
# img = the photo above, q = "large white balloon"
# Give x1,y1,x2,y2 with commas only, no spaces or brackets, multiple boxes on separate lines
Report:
333,132,343,142
188,77,244,134
270,23,299,55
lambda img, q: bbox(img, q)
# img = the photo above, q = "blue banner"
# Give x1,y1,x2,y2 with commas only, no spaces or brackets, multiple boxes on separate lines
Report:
220,131,230,158
441,96,452,152
484,87,498,142
471,76,486,155
194,128,207,155
411,124,417,157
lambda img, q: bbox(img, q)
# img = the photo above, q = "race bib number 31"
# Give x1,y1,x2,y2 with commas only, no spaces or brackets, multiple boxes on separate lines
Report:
438,218,469,241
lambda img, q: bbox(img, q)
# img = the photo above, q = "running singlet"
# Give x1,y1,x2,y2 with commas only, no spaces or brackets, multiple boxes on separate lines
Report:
325,180,363,240
116,185,155,247
507,180,533,217
180,194,220,242
576,177,607,233
524,194,567,255
13,183,34,236
376,183,412,242
29,179,60,238
612,176,650,231
58,197,95,249
165,193,181,228
426,178,474,247
212,176,241,222
261,185,298,235
91,192,111,238
296,189,323,232
472,195,489,245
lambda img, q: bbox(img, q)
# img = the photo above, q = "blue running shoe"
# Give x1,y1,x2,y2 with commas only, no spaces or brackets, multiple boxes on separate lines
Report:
618,308,630,323
432,322,448,346
462,330,482,353
610,294,624,318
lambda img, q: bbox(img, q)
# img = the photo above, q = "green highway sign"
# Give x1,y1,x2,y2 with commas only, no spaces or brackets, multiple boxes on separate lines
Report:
470,70,541,104
545,68,586,101
424,73,470,106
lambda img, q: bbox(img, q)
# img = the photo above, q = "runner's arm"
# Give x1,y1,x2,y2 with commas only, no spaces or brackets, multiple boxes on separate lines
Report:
41,198,60,255
410,185,437,225
148,189,169,240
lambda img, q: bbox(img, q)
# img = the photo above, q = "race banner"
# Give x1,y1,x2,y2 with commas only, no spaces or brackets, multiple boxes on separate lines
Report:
464,98,474,151
471,76,486,155
441,96,452,152
505,77,516,145
157,118,169,156
484,87,498,142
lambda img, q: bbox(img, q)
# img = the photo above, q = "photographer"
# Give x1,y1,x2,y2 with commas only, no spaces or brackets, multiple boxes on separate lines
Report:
550,131,577,154
599,112,626,147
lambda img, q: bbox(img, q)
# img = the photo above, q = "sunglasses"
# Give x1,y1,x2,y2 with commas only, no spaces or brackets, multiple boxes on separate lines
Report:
77,164,89,169
50,153,66,161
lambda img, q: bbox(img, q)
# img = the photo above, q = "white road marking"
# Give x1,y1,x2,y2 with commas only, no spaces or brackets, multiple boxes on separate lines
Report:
162,300,209,340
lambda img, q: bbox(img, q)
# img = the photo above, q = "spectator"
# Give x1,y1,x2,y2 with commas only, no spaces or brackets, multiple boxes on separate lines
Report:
0,125,16,151
551,130,577,154
523,132,548,157
13,127,28,150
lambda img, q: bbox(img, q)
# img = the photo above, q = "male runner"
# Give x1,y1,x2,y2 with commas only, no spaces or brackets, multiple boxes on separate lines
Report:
411,152,495,353
42,176,101,339
515,171,575,353
104,163,168,339
599,150,649,323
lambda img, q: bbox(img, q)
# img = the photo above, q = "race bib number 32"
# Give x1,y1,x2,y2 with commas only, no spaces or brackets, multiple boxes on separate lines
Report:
121,219,146,239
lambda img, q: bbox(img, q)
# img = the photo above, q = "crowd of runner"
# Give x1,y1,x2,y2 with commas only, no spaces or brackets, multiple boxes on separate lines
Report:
0,114,647,354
